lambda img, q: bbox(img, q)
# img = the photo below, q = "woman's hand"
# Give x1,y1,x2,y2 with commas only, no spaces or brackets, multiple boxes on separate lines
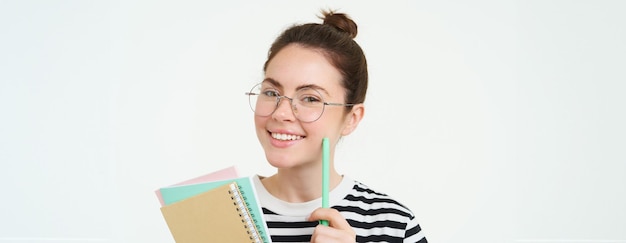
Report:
308,207,356,243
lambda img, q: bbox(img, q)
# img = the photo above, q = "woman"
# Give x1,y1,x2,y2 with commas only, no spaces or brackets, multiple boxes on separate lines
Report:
247,10,427,243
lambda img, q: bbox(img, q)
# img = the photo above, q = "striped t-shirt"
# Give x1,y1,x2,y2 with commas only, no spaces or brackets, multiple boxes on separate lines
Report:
252,175,427,243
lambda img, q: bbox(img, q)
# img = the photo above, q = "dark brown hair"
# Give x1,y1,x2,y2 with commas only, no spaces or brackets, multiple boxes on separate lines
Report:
263,10,368,110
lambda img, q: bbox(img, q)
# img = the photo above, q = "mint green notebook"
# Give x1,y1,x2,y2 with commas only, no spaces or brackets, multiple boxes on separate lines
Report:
160,176,272,243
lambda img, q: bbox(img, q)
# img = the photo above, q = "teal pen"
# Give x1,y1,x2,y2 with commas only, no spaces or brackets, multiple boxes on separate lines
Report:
320,137,330,226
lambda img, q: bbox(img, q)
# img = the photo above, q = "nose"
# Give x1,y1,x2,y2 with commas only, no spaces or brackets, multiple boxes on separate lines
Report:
271,96,296,121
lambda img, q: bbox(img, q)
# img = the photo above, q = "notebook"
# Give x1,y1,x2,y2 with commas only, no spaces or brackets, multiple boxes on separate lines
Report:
159,176,272,243
154,165,239,206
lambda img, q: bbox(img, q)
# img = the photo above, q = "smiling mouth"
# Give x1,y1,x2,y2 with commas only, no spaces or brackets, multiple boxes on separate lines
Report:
270,132,304,141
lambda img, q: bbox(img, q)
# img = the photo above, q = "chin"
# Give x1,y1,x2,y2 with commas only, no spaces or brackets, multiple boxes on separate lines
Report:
264,153,298,169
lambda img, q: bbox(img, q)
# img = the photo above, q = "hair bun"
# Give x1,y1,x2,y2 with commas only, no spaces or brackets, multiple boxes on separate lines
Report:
321,10,358,39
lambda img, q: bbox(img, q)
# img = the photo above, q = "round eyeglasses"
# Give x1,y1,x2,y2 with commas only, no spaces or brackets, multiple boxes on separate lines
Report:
245,83,355,123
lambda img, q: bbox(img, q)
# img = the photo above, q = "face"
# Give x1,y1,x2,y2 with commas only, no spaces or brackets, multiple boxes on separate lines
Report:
255,44,361,170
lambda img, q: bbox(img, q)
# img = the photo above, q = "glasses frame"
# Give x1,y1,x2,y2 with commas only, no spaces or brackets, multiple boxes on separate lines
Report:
245,83,356,123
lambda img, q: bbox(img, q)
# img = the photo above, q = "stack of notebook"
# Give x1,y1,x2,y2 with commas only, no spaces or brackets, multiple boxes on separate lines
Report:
156,166,272,243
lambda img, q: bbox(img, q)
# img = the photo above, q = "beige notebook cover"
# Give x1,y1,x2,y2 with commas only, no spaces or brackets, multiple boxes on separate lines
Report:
160,182,259,243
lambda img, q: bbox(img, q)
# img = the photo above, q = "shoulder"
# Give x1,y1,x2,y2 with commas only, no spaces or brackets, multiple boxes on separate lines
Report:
337,179,428,242
336,178,417,220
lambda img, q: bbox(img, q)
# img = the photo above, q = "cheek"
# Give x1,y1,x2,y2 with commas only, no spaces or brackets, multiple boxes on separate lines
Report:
315,112,349,138
302,119,335,140
254,116,267,133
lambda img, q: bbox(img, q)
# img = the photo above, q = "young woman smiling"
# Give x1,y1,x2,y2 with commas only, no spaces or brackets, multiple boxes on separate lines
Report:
246,10,428,243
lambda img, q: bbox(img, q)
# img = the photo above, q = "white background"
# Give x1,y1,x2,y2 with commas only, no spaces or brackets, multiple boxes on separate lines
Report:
1,1,624,242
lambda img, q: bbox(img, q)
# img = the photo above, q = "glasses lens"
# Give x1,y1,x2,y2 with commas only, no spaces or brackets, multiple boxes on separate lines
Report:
294,88,325,122
246,84,326,122
248,83,276,117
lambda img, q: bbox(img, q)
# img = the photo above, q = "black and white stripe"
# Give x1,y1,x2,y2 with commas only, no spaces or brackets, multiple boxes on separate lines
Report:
254,176,427,243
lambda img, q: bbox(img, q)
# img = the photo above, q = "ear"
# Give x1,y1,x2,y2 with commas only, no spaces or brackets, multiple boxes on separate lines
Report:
341,104,365,136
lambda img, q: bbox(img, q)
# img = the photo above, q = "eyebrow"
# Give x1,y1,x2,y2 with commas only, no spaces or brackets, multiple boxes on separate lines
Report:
262,78,331,97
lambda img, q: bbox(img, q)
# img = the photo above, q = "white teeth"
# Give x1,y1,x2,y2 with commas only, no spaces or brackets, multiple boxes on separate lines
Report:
271,132,303,141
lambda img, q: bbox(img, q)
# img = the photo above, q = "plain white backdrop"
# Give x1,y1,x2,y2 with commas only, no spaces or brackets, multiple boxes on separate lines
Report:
1,1,624,242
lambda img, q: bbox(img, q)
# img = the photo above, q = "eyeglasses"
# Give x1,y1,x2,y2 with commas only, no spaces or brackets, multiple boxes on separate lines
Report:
245,83,355,123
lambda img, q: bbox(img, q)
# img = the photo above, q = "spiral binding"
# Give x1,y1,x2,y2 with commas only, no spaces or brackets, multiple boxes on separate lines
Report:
229,183,262,243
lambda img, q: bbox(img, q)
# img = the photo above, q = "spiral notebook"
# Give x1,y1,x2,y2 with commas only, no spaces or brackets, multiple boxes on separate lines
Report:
155,165,239,207
159,177,272,243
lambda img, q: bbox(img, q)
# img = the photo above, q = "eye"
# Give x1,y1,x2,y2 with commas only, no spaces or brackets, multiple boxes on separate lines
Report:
297,88,324,105
261,89,280,97
301,95,321,103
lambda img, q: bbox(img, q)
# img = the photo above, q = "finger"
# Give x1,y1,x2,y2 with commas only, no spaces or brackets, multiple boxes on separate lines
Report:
311,223,356,243
308,208,352,230
311,224,342,242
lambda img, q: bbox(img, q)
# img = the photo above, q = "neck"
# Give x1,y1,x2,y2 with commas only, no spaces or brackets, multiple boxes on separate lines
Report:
261,164,342,203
